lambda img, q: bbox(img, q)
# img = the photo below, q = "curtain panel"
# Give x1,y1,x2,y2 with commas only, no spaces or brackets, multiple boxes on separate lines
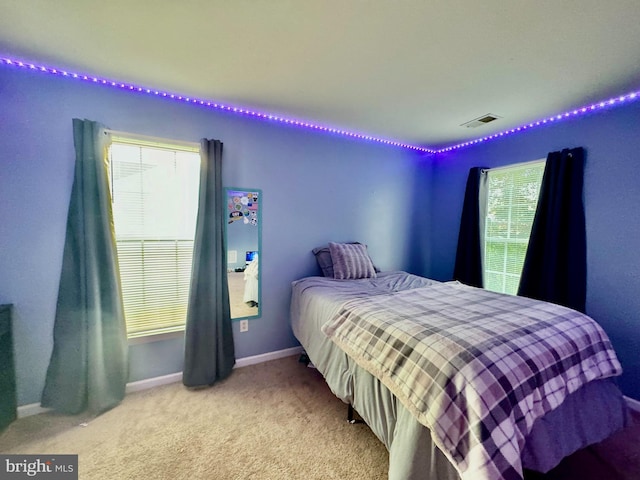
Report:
41,119,128,415
518,147,587,312
183,139,235,387
454,166,487,287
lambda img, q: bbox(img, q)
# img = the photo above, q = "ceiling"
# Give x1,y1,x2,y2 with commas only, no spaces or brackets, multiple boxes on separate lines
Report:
2,1,640,150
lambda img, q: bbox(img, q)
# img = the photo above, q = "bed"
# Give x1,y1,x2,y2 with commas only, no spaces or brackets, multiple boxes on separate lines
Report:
290,270,629,480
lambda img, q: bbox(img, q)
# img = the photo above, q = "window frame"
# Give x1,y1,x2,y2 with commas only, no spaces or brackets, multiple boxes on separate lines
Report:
107,133,201,341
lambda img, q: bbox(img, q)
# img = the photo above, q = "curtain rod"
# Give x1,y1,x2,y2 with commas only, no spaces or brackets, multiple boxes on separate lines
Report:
103,129,200,150
482,158,546,174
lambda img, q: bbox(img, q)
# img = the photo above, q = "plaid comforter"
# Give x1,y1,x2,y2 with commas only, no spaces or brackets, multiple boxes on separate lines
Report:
321,282,622,480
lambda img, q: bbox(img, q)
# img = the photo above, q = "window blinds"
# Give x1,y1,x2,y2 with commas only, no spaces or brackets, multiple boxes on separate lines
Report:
108,140,201,338
484,160,545,295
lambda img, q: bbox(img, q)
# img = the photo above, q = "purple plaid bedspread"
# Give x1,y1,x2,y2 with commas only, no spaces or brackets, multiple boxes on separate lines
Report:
321,282,622,480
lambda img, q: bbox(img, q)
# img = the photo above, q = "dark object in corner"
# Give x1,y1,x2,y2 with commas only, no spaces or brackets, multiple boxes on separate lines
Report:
0,304,17,431
299,352,310,366
347,403,363,424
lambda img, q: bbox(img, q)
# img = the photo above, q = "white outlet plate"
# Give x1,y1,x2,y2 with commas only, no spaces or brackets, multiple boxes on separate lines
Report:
239,319,249,332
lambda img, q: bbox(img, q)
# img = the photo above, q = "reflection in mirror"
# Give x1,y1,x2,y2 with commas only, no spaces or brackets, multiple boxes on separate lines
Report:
225,188,261,319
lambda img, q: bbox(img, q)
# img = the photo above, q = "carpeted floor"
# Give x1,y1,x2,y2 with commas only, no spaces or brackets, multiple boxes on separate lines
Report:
0,356,388,479
1,355,638,479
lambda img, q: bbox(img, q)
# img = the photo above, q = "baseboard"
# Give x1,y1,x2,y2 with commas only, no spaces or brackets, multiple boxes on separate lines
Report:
125,371,183,394
625,395,640,413
127,346,303,392
17,403,51,419
17,346,304,418
234,346,304,369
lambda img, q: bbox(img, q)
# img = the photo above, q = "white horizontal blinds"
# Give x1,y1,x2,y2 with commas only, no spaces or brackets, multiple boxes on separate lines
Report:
484,160,545,295
109,139,201,338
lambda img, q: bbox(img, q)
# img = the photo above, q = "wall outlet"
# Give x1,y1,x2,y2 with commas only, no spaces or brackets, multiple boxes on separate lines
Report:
239,319,249,332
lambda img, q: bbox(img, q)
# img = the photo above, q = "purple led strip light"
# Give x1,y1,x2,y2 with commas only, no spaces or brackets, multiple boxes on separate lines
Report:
2,56,639,154
438,90,640,153
0,56,434,153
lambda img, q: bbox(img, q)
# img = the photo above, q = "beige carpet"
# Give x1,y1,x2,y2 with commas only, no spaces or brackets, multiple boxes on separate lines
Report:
0,356,388,479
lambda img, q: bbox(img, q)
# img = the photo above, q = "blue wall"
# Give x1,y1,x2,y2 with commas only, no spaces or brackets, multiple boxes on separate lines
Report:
422,102,640,400
2,63,637,407
0,66,425,406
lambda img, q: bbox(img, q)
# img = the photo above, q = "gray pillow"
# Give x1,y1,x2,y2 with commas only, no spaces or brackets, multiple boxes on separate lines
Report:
313,242,380,277
312,246,336,277
329,242,377,280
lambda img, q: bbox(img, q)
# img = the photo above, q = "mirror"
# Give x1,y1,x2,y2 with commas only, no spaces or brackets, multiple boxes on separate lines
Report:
225,188,261,319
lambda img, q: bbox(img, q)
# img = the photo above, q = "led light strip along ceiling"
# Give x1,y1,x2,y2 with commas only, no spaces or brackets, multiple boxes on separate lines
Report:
0,57,433,153
440,90,640,152
2,56,639,154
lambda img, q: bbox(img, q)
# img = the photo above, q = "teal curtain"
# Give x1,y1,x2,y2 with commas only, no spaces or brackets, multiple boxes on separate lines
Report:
183,139,235,387
41,119,128,415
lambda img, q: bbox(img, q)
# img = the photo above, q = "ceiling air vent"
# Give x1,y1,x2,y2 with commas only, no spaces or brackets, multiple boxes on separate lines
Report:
461,113,502,128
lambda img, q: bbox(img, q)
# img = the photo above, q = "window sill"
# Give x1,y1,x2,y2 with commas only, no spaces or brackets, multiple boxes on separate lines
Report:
127,329,185,346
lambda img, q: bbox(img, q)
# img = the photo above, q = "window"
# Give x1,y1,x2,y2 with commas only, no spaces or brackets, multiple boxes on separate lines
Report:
108,136,201,339
483,160,545,295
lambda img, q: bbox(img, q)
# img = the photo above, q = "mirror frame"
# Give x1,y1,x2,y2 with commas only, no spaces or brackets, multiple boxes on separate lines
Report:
224,187,262,320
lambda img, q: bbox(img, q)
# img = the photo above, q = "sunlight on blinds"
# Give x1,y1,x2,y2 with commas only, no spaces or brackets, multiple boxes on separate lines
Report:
484,160,545,295
109,140,200,338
